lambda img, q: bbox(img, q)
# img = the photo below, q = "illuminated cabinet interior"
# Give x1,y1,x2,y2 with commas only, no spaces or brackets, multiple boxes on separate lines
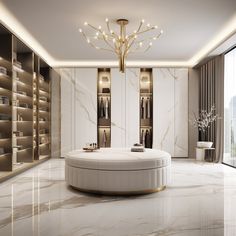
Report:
97,68,111,148
139,68,153,148
0,23,56,177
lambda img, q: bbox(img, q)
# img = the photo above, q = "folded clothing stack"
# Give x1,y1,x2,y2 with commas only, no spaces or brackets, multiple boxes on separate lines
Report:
0,66,7,75
131,143,145,152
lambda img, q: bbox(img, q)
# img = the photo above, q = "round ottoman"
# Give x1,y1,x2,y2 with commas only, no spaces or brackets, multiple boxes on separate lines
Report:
65,148,171,195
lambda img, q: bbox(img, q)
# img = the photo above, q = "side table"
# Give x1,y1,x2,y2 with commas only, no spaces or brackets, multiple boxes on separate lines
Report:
196,147,215,162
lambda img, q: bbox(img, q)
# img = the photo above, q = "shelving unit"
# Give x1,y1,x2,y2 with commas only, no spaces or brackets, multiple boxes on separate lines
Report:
139,68,153,148
97,68,111,148
0,23,55,180
0,25,13,171
12,36,34,163
38,59,51,160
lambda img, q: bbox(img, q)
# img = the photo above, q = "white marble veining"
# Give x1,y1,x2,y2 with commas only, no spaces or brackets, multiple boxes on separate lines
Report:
153,68,175,155
174,68,188,157
74,68,97,148
111,69,126,147
153,68,188,157
125,68,140,147
60,68,97,155
0,159,236,236
60,68,76,155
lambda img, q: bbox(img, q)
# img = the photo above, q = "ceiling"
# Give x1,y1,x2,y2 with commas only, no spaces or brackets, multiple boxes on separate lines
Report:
0,0,236,67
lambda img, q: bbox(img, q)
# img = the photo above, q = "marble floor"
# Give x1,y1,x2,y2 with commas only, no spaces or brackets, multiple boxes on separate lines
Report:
0,159,236,236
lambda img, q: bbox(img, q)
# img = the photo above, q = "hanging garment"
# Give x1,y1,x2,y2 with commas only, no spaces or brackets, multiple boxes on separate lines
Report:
100,97,105,118
145,129,152,148
146,97,151,119
105,97,109,119
141,129,145,146
141,97,146,119
102,130,107,147
140,97,144,119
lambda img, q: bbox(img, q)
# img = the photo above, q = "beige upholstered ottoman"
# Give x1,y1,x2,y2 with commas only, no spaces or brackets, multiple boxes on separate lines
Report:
65,148,171,195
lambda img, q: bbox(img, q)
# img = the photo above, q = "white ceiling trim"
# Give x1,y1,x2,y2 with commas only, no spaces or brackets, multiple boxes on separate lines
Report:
0,2,236,68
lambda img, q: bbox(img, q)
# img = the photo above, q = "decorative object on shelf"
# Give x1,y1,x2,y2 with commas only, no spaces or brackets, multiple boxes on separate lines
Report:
192,105,218,148
13,131,23,137
19,103,30,108
0,96,9,105
17,114,23,121
0,66,7,75
0,113,11,120
79,18,163,73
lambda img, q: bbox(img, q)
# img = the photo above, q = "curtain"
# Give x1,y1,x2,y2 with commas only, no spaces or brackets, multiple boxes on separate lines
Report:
199,55,224,162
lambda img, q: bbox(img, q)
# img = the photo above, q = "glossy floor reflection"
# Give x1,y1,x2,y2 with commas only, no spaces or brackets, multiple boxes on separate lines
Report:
0,159,236,236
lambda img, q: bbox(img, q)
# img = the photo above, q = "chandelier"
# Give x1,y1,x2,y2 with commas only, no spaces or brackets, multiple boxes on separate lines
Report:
79,18,163,73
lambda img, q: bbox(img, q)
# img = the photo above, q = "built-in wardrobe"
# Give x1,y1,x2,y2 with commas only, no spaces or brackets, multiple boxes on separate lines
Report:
0,23,61,181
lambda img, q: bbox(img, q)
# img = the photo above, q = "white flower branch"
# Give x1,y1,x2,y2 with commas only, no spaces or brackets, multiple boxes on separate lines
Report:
192,105,218,133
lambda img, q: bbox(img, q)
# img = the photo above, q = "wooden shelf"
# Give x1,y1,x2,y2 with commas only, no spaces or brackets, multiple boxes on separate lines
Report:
0,152,12,158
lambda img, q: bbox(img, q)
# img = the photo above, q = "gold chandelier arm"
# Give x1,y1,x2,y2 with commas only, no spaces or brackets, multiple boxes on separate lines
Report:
124,37,136,55
135,26,156,35
102,34,116,51
136,21,143,33
90,43,114,52
106,21,112,33
87,23,102,33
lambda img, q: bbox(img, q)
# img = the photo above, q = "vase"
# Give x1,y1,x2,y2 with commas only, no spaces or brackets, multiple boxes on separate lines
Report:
197,141,213,148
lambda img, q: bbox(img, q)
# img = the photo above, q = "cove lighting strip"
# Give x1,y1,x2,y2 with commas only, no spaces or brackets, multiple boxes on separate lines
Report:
0,2,236,68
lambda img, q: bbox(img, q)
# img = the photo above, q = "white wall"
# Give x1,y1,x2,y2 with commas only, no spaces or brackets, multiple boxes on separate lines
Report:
153,68,188,157
111,69,126,147
60,67,188,157
60,68,97,156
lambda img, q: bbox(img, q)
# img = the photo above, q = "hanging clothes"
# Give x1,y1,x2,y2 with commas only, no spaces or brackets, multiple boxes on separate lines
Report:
145,129,152,148
140,97,144,119
105,97,109,119
141,97,146,119
146,97,151,119
141,129,145,146
100,97,105,118
102,130,107,147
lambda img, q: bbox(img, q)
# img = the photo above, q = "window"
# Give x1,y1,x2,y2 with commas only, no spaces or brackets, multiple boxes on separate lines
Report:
224,47,236,167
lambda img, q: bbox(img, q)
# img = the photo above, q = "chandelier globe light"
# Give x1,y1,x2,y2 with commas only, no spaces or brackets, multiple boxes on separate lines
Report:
79,18,163,73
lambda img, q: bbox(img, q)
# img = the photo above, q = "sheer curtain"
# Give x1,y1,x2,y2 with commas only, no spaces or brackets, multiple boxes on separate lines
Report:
199,55,224,162
224,48,236,166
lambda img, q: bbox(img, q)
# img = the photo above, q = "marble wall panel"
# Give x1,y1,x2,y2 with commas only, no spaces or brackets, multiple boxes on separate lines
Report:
110,68,126,147
125,68,140,147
